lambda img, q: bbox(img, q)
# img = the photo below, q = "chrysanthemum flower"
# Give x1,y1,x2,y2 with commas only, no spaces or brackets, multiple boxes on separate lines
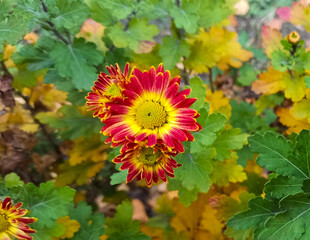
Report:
102,64,201,152
0,197,37,240
86,63,130,120
113,142,179,186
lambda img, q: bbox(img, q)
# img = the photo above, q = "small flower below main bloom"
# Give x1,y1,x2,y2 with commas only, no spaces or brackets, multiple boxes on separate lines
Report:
0,197,37,240
113,143,179,187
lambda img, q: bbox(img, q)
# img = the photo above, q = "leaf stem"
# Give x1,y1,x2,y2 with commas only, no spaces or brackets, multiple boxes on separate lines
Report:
41,1,70,45
209,68,214,92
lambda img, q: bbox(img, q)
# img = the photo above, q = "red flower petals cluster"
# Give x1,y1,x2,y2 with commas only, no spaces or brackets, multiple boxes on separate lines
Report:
86,63,201,186
0,197,37,240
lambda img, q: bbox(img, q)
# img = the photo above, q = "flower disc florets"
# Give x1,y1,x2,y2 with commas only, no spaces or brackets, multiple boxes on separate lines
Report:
0,197,37,240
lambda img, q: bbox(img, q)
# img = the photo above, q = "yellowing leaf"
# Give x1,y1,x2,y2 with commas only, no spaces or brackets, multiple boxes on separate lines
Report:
3,44,16,68
55,160,105,186
0,102,38,133
210,159,247,187
77,18,107,52
252,67,282,95
23,32,39,44
290,2,310,32
171,193,210,239
205,89,232,119
56,216,81,239
261,26,283,58
200,204,225,240
252,67,306,102
291,99,310,123
276,107,310,134
22,78,67,111
68,136,108,166
184,27,252,73
245,159,263,175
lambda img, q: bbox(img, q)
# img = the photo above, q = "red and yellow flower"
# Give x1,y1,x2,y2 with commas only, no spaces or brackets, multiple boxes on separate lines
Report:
102,64,201,152
0,197,37,240
86,63,130,120
113,142,179,187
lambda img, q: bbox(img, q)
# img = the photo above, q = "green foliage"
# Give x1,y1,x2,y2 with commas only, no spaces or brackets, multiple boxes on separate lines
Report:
50,38,103,90
159,36,190,70
108,18,159,51
228,130,310,239
69,201,105,239
36,105,102,140
105,201,151,240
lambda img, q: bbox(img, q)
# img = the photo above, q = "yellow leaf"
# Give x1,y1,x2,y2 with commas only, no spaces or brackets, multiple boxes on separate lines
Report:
252,67,306,102
184,27,252,73
291,99,310,123
290,2,310,32
56,216,81,239
100,235,108,240
3,44,16,68
245,159,263,175
205,89,232,119
0,102,39,133
55,160,105,186
140,225,163,240
210,159,247,187
77,19,107,52
23,32,39,44
276,107,310,134
22,78,67,111
252,67,283,95
210,191,254,222
68,136,108,166
171,194,210,239
261,26,283,58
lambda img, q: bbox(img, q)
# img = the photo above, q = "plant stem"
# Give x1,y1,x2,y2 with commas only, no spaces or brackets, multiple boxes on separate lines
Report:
209,68,214,92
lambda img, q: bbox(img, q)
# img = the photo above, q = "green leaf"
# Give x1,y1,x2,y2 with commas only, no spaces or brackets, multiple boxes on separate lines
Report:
237,64,260,86
191,112,226,153
249,131,309,179
271,50,291,71
230,100,274,133
50,0,90,34
198,0,233,28
169,1,200,33
159,36,190,70
12,37,55,71
0,15,29,51
237,146,254,167
108,18,159,51
136,0,172,20
258,193,310,240
105,201,150,240
49,38,103,90
186,76,207,110
21,182,75,229
227,197,279,232
168,178,198,206
265,176,303,199
213,128,248,160
69,201,105,240
304,76,310,88
36,105,102,140
85,0,119,26
4,173,24,188
110,170,128,185
174,145,214,192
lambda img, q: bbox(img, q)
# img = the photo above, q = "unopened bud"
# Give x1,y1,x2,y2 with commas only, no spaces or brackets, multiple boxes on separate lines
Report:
288,31,301,44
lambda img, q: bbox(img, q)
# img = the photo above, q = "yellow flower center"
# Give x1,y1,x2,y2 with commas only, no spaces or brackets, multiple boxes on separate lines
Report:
0,213,10,233
138,147,162,166
105,84,121,98
136,101,166,129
